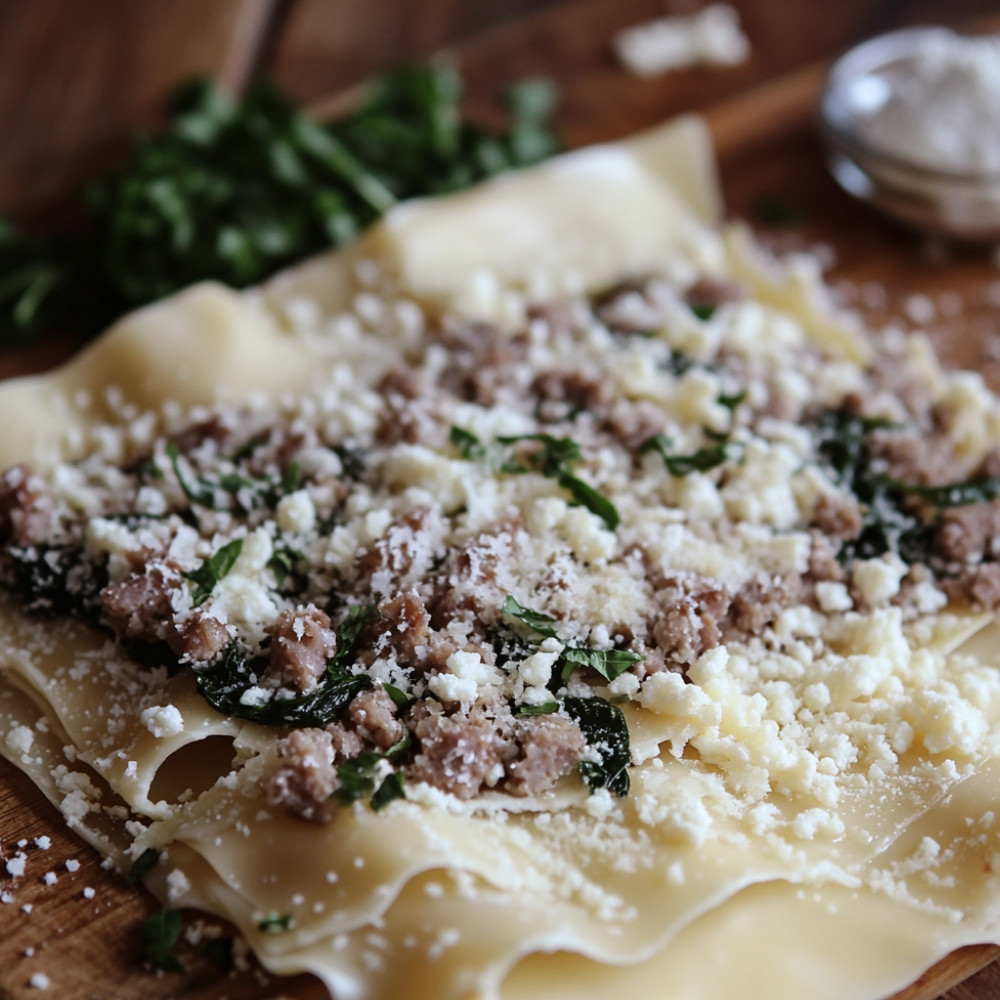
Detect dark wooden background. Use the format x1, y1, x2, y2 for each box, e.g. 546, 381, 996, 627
3, 0, 998, 219
3, 1, 1000, 998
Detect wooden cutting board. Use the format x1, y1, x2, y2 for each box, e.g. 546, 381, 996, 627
5, 8, 1000, 1000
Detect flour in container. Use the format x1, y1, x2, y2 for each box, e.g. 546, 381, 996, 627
853, 31, 1000, 174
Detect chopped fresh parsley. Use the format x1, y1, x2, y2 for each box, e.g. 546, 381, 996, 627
267, 545, 304, 589
166, 442, 306, 514
563, 696, 632, 797
183, 537, 243, 608
500, 595, 643, 696
501, 595, 559, 638
126, 847, 161, 887
334, 752, 382, 805
335, 750, 406, 811
717, 390, 747, 413
449, 425, 491, 462
665, 350, 700, 376
498, 434, 620, 529
280, 460, 303, 494
558, 473, 620, 530
640, 433, 740, 477
165, 442, 218, 507
258, 913, 293, 933
453, 431, 619, 529
559, 647, 643, 684
382, 681, 415, 711
689, 302, 717, 322
142, 909, 185, 972
516, 701, 559, 716
498, 433, 580, 475
0, 69, 559, 347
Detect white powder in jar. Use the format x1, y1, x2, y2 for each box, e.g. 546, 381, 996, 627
854, 31, 1000, 173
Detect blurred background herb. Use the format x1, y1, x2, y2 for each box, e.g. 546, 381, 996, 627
0, 66, 558, 347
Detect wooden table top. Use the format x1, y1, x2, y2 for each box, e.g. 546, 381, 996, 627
3, 1, 1000, 998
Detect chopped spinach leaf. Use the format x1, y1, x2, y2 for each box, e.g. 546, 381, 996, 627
559, 647, 643, 684
332, 597, 379, 669
888, 476, 1000, 509
183, 537, 243, 608
142, 909, 185, 972
563, 696, 631, 797
126, 847, 161, 887
813, 409, 916, 562
99, 511, 170, 526
813, 409, 896, 489
689, 302, 717, 321
258, 913, 293, 933
501, 595, 559, 638
371, 771, 407, 811
196, 642, 371, 727
811, 409, 1000, 564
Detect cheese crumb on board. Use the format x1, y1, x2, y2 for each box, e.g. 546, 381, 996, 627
614, 4, 750, 78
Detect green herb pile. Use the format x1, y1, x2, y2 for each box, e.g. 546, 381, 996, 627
0, 67, 558, 346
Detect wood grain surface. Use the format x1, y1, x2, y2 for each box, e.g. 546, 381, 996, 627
4, 1, 1000, 998
0, 0, 277, 219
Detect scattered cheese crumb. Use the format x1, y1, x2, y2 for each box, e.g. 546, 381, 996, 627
166, 868, 192, 903
614, 4, 750, 78
139, 704, 184, 739
6, 852, 27, 878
